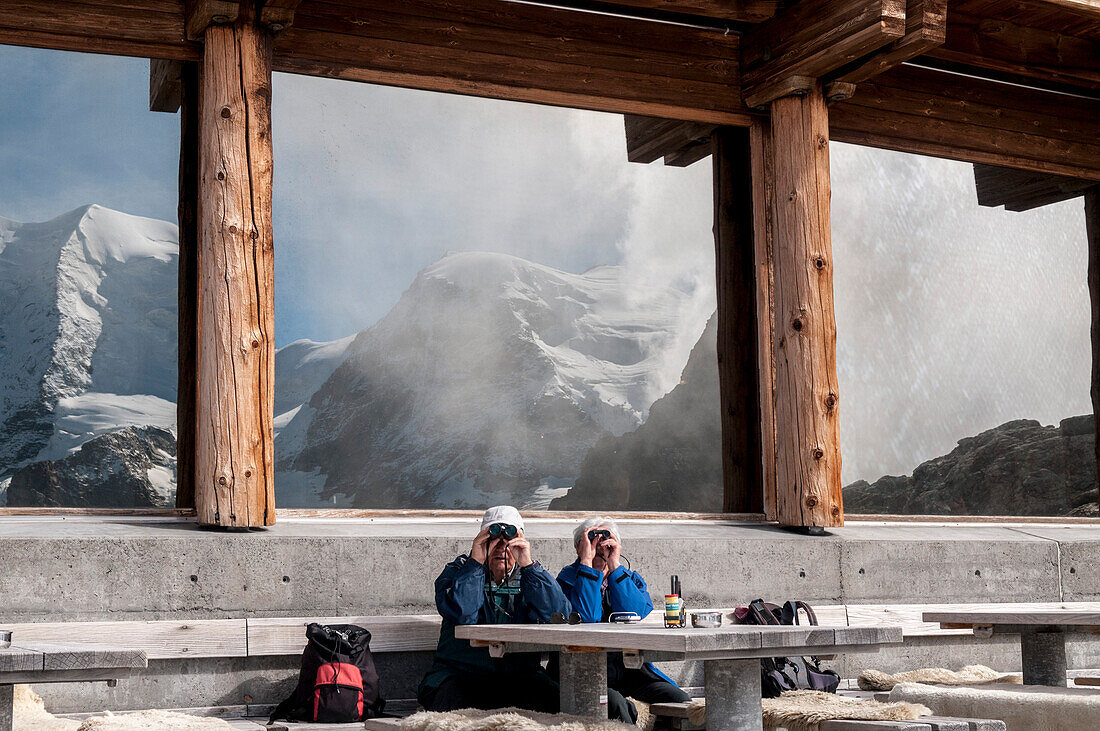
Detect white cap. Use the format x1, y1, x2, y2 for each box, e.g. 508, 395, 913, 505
481, 505, 525, 533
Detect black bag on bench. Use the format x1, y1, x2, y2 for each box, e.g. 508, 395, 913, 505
270, 623, 385, 723
735, 599, 841, 698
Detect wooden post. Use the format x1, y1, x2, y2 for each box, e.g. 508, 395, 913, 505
1087, 186, 1100, 511
195, 1, 276, 526
768, 83, 843, 528
712, 127, 765, 514
176, 61, 199, 510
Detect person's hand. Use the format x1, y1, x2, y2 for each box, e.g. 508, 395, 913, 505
470, 527, 491, 565
507, 535, 534, 568
601, 538, 622, 572
577, 529, 597, 567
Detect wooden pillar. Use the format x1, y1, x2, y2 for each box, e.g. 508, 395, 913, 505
1087, 186, 1100, 510
195, 1, 276, 526
712, 127, 764, 514
768, 83, 843, 528
176, 61, 199, 510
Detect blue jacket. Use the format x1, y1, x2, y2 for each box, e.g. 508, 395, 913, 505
418, 555, 571, 696
556, 559, 678, 688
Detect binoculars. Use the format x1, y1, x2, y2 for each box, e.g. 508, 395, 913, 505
488, 522, 518, 539
587, 529, 612, 542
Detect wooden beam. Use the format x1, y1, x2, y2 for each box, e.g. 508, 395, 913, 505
150, 59, 184, 113
926, 7, 1100, 95
580, 0, 779, 22
741, 0, 907, 107
713, 128, 764, 514
186, 0, 240, 41
768, 83, 843, 528
829, 64, 1100, 181
196, 0, 275, 527
176, 61, 200, 511
260, 0, 302, 31
624, 116, 717, 164
1088, 186, 1100, 518
973, 164, 1095, 212
749, 119, 778, 521
830, 0, 947, 84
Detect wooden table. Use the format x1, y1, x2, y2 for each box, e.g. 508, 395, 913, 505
0, 641, 147, 731
923, 608, 1100, 687
455, 623, 902, 731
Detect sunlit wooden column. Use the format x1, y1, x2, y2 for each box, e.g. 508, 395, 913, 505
1087, 186, 1100, 508
766, 83, 843, 528
194, 0, 276, 527
712, 127, 765, 514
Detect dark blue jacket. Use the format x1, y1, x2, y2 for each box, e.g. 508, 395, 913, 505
418, 555, 570, 695
556, 559, 678, 687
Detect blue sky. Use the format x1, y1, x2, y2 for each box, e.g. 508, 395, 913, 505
0, 43, 1092, 483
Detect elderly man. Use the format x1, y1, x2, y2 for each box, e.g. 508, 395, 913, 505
417, 506, 570, 713
556, 516, 691, 723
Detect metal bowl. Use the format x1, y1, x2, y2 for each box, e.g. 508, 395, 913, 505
690, 611, 723, 628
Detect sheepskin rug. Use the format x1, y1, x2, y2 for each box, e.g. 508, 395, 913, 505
858, 664, 1022, 691
12, 685, 80, 731
683, 691, 931, 731
889, 681, 1100, 731
399, 707, 635, 731
12, 684, 235, 731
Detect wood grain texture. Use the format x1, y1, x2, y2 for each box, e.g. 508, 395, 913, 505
246, 616, 442, 656
581, 0, 779, 22
186, 0, 240, 40
0, 647, 41, 673
713, 128, 764, 514
925, 608, 1100, 627
831, 0, 947, 84
830, 65, 1100, 181
750, 118, 778, 522
768, 84, 843, 528
150, 58, 184, 112
1087, 185, 1100, 514
196, 2, 276, 526
7, 642, 146, 671
176, 61, 200, 511
973, 164, 1093, 212
4, 620, 246, 660
741, 0, 907, 107
625, 116, 716, 165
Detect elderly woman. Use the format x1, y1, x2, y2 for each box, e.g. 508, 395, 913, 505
556, 517, 690, 722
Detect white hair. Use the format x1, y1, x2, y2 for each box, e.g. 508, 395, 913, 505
573, 516, 621, 548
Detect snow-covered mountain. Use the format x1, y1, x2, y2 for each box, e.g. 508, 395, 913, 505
0, 205, 178, 505
278, 251, 702, 508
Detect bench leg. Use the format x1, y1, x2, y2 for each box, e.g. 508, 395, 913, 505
704, 658, 761, 731
1021, 629, 1067, 686
0, 684, 12, 731
559, 650, 607, 718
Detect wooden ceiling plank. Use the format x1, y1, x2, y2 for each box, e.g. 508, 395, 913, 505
831, 0, 947, 84
275, 25, 747, 117
0, 1, 188, 46
663, 138, 714, 167
741, 0, 907, 107
273, 55, 752, 124
624, 115, 716, 162
150, 58, 184, 112
973, 162, 1095, 210
585, 0, 779, 23
321, 0, 740, 60
260, 0, 302, 31
0, 27, 198, 60
926, 8, 1100, 93
290, 2, 737, 85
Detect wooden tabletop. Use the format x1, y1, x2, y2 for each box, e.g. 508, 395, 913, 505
924, 608, 1100, 628
0, 641, 147, 676
455, 623, 902, 659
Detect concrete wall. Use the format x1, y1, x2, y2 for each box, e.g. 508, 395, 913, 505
2, 517, 1098, 713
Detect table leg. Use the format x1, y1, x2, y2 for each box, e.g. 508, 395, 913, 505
0, 684, 12, 731
704, 658, 762, 731
1021, 629, 1068, 686
559, 650, 607, 718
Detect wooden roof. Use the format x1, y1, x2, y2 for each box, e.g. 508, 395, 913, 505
2, 0, 1099, 177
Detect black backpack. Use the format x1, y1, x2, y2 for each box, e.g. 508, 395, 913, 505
735, 599, 841, 698
269, 623, 385, 723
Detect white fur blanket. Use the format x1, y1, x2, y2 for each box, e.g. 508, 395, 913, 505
859, 665, 1022, 691
399, 707, 635, 731
684, 691, 930, 731
889, 681, 1100, 731
13, 684, 234, 731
